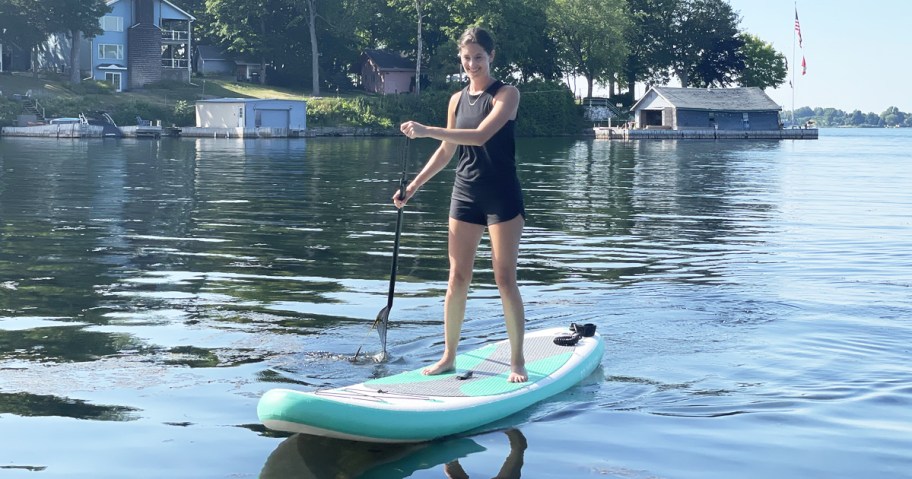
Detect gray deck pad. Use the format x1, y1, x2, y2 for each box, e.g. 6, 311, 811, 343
362, 336, 576, 398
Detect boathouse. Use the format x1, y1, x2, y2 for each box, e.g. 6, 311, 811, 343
631, 86, 781, 130
195, 99, 306, 130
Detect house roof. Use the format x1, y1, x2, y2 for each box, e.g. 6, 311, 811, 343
196, 45, 262, 65
633, 86, 781, 112
106, 0, 196, 21
196, 45, 229, 61
197, 98, 304, 104
361, 49, 415, 72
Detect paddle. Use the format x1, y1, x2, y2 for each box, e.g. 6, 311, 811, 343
354, 139, 409, 361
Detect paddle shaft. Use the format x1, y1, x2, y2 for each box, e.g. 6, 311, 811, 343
385, 176, 406, 310
383, 137, 409, 314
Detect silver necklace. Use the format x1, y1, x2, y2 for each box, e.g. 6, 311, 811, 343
466, 89, 483, 106
466, 80, 492, 106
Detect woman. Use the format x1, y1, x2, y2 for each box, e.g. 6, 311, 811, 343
394, 27, 527, 383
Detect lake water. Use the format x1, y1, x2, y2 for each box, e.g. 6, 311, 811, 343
0, 129, 910, 478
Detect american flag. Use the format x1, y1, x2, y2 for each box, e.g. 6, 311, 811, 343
794, 10, 803, 48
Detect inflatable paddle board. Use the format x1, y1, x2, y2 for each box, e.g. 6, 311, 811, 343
257, 325, 603, 443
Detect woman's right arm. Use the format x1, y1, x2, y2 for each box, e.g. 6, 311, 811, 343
393, 92, 461, 208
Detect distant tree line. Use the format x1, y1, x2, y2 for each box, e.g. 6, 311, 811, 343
786, 106, 911, 128
3, 0, 789, 103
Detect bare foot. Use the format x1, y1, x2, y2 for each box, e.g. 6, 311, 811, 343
422, 358, 455, 376
508, 364, 528, 383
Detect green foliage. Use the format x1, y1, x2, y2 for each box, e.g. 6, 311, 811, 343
33, 96, 90, 119
64, 80, 114, 96
737, 33, 787, 90
35, 94, 193, 127
515, 80, 586, 136
172, 100, 196, 127
548, 0, 630, 97
303, 81, 582, 136
305, 91, 450, 130
0, 98, 21, 127
626, 0, 744, 88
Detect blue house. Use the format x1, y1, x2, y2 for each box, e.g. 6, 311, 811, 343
88, 0, 195, 91
26, 0, 194, 90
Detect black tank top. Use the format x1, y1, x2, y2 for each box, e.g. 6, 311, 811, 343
452, 80, 521, 202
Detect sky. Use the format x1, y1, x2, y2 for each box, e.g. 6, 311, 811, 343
573, 0, 912, 114
727, 0, 912, 113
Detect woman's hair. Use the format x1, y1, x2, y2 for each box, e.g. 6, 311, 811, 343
458, 27, 496, 55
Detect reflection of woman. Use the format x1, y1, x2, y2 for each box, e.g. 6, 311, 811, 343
395, 26, 527, 383
444, 429, 528, 479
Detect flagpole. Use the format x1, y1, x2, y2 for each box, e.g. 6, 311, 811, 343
791, 2, 797, 126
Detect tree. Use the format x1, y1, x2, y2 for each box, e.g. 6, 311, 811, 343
626, 0, 743, 88
881, 106, 905, 127
847, 110, 866, 127
385, 0, 457, 90
736, 33, 785, 90
42, 0, 110, 84
206, 0, 296, 85
623, 0, 678, 96
864, 112, 882, 127
296, 0, 321, 95
414, 0, 423, 95
455, 0, 557, 83
672, 0, 744, 87
0, 0, 49, 53
547, 0, 629, 98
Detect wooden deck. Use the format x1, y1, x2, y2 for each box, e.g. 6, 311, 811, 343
594, 127, 819, 140
120, 125, 163, 138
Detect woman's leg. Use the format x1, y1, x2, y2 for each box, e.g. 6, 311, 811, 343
423, 217, 485, 375
488, 214, 526, 382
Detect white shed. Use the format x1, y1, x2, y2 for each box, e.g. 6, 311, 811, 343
195, 98, 306, 131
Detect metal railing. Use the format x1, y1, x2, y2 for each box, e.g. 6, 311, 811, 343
161, 29, 189, 41
162, 58, 189, 69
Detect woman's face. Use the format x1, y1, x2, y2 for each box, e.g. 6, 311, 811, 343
459, 42, 493, 81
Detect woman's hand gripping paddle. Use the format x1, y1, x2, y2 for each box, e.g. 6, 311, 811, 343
354, 140, 409, 362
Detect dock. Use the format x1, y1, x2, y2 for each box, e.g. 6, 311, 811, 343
594, 127, 819, 140
179, 127, 305, 138
0, 124, 104, 138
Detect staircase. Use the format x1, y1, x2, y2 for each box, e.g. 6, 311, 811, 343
20, 98, 47, 124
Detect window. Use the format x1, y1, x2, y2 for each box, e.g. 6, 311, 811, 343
98, 44, 124, 60
100, 16, 123, 32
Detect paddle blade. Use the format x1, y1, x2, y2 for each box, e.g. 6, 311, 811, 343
375, 306, 390, 358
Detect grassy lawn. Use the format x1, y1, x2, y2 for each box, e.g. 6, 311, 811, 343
2, 72, 358, 103
1, 72, 359, 126
0, 72, 78, 99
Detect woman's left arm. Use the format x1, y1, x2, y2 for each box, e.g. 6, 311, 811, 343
401, 86, 519, 146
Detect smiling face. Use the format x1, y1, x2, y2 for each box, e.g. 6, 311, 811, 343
459, 42, 493, 83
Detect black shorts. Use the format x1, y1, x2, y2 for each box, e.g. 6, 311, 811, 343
449, 186, 525, 226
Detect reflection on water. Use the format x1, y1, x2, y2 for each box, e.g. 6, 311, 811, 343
259, 429, 525, 479
1, 130, 910, 478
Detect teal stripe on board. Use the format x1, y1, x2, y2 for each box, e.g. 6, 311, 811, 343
458, 352, 574, 397
365, 343, 499, 386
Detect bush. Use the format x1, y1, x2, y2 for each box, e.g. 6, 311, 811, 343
515, 80, 585, 136
172, 100, 195, 126
0, 98, 20, 127
39, 96, 94, 120
320, 81, 585, 136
